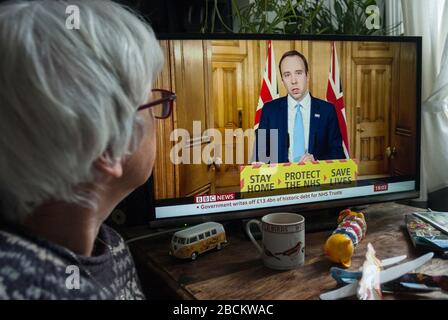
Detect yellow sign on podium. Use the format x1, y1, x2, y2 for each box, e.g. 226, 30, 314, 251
240, 160, 358, 192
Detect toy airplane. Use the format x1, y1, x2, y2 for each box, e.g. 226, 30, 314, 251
332, 265, 448, 293
382, 273, 448, 293
330, 255, 407, 285
320, 252, 434, 300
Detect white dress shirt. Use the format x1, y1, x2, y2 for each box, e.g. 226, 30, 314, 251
288, 92, 311, 162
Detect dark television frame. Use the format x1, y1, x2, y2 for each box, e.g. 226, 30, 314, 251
144, 33, 422, 228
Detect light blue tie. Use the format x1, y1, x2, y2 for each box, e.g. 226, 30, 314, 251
292, 104, 305, 162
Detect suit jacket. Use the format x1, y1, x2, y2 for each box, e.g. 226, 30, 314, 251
254, 95, 345, 163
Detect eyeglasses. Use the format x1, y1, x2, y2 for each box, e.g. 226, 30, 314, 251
138, 89, 176, 119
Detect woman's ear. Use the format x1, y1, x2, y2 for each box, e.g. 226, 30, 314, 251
94, 155, 123, 178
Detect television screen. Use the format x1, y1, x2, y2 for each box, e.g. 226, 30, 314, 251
134, 34, 421, 228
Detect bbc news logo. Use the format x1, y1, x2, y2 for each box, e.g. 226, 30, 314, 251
374, 183, 388, 192
195, 193, 236, 204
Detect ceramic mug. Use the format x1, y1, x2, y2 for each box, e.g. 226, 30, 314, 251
246, 212, 305, 270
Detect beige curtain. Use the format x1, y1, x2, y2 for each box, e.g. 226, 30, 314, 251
401, 0, 448, 201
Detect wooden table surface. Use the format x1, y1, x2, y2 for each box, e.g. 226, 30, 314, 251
128, 202, 448, 300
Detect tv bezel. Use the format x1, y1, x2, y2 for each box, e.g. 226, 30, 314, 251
146, 33, 422, 228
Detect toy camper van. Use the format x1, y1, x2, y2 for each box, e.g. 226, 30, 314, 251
170, 222, 227, 260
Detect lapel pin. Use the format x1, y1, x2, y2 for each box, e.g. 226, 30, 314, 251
314, 114, 320, 118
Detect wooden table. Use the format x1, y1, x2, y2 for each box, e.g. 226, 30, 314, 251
127, 202, 448, 300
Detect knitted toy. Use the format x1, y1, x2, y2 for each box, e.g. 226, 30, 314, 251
324, 209, 367, 268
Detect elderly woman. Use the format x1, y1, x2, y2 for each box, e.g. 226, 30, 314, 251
0, 0, 170, 299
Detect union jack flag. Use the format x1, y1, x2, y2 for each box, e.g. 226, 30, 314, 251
254, 40, 279, 130
326, 42, 350, 159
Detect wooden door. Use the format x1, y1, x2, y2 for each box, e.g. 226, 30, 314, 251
390, 42, 417, 176
174, 40, 215, 197
211, 40, 257, 193
153, 41, 177, 200
350, 42, 399, 177
153, 40, 215, 200
354, 63, 391, 175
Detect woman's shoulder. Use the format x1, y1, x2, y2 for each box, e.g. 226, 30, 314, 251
99, 224, 137, 270
0, 228, 69, 268
0, 229, 73, 299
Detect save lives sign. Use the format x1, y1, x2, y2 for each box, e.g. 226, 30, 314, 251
240, 160, 358, 193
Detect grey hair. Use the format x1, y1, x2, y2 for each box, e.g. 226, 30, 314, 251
0, 0, 164, 223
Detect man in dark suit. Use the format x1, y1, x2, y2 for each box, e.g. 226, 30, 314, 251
254, 50, 346, 163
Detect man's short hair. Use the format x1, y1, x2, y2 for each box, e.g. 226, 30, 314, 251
0, 0, 164, 223
279, 50, 309, 76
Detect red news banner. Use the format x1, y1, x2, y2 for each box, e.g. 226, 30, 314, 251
240, 160, 358, 192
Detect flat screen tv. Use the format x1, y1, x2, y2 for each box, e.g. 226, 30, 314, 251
116, 33, 422, 229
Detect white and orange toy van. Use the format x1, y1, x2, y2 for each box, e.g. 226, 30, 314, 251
170, 222, 227, 260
